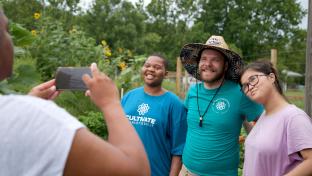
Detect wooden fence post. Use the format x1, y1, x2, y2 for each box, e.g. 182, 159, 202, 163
120, 88, 124, 99
176, 57, 182, 97
271, 49, 277, 69
305, 0, 312, 117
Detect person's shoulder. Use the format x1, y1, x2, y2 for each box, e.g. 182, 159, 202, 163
281, 105, 312, 128
12, 95, 84, 127
4, 94, 68, 114
224, 80, 241, 90
122, 87, 144, 102
1, 94, 54, 107
20, 95, 67, 115
0, 94, 76, 120
189, 83, 197, 89
165, 91, 184, 105
286, 104, 309, 118
125, 87, 144, 95
222, 80, 245, 98
188, 82, 200, 92
165, 91, 180, 99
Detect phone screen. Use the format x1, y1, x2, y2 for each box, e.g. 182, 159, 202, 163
55, 67, 91, 90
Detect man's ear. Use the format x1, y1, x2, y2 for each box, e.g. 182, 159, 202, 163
224, 61, 229, 72
164, 70, 168, 77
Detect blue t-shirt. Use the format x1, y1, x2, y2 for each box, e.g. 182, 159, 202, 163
183, 80, 263, 176
121, 87, 187, 176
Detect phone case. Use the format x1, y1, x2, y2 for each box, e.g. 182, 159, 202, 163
55, 67, 91, 90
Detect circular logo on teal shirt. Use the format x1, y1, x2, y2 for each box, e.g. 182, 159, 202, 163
212, 98, 230, 114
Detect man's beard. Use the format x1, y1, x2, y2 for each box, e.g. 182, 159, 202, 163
202, 72, 224, 84
199, 67, 226, 84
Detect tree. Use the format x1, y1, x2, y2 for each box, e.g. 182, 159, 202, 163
144, 0, 189, 68
1, 0, 81, 31
193, 0, 306, 61
279, 28, 306, 75
42, 0, 82, 30
82, 0, 146, 54
1, 0, 42, 30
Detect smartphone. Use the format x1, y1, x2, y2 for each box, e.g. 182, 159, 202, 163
55, 67, 92, 91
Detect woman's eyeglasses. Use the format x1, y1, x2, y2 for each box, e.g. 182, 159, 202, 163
241, 74, 267, 93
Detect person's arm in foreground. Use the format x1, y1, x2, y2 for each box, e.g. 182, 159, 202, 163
284, 149, 312, 176
169, 155, 182, 176
242, 119, 255, 134
28, 79, 60, 100
240, 119, 257, 143
63, 63, 150, 176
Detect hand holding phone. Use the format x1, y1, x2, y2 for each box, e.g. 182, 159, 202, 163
55, 67, 92, 91
82, 63, 120, 110
28, 79, 60, 99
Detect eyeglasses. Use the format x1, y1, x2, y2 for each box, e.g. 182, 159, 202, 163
241, 74, 267, 93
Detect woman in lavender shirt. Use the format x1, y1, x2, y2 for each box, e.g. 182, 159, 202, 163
240, 60, 312, 176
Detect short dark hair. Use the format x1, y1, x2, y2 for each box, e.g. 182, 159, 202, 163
147, 53, 168, 70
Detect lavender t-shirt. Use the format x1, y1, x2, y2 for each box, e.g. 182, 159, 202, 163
243, 104, 312, 176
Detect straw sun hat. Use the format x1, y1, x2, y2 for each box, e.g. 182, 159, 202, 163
180, 35, 244, 82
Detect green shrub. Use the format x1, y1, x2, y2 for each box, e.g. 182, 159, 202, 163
78, 111, 108, 139
55, 91, 98, 117
0, 22, 40, 94
30, 18, 103, 81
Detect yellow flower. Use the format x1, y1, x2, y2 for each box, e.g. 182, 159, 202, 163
101, 40, 107, 46
103, 47, 112, 57
127, 50, 133, 57
31, 30, 37, 36
34, 12, 41, 20
118, 61, 127, 71
69, 28, 77, 34
105, 50, 112, 57
118, 47, 123, 53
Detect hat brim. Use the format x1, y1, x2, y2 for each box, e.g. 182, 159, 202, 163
180, 43, 244, 82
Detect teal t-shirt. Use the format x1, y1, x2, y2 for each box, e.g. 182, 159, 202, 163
121, 87, 187, 176
183, 80, 263, 176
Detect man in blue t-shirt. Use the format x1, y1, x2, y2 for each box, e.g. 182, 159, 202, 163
179, 35, 263, 176
121, 54, 187, 176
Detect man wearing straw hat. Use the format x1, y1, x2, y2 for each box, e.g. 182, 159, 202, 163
179, 35, 263, 176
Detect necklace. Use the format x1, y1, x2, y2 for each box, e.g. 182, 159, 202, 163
196, 79, 224, 127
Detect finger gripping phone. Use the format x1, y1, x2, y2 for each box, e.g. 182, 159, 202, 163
55, 67, 92, 91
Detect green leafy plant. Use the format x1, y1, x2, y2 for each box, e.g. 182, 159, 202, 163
78, 111, 108, 139
0, 21, 39, 94
55, 91, 99, 117
114, 55, 146, 93
30, 17, 103, 81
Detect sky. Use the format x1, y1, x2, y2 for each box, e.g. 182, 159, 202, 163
299, 0, 308, 29
79, 0, 308, 29
129, 0, 151, 6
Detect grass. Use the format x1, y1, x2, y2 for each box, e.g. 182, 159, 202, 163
285, 89, 304, 109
